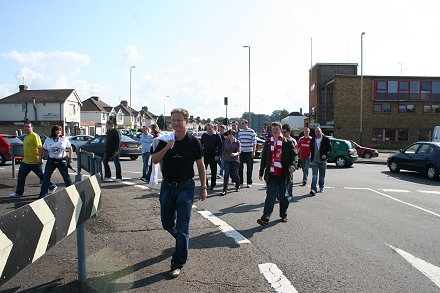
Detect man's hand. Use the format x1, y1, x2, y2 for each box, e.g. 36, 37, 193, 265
320, 155, 327, 160
289, 166, 296, 174
199, 188, 207, 201
259, 175, 263, 181
166, 140, 175, 150
37, 159, 43, 165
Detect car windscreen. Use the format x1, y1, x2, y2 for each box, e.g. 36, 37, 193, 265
121, 134, 136, 142
4, 137, 23, 144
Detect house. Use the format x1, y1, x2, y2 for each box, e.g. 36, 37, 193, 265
114, 100, 138, 129
0, 85, 82, 136
80, 96, 114, 136
281, 111, 305, 130
138, 106, 157, 128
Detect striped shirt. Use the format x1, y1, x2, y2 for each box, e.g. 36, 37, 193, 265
238, 128, 256, 152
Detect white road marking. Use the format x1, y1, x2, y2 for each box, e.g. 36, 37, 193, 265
386, 243, 440, 289
345, 187, 440, 218
418, 190, 440, 195
258, 263, 298, 293
121, 180, 149, 190
382, 189, 410, 193
0, 230, 13, 278
197, 210, 250, 244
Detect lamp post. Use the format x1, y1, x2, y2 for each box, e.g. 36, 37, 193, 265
164, 96, 169, 130
243, 45, 251, 126
360, 32, 365, 145
129, 65, 135, 127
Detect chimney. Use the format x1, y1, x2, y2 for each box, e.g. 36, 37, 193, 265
19, 85, 28, 92
142, 106, 148, 112
121, 100, 128, 107
91, 96, 100, 102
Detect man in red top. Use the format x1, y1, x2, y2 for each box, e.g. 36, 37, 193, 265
296, 127, 311, 186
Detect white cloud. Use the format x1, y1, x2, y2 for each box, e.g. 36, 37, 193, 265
125, 45, 144, 63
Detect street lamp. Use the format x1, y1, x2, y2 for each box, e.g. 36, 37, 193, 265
129, 65, 136, 126
360, 32, 365, 145
243, 45, 251, 126
164, 96, 169, 130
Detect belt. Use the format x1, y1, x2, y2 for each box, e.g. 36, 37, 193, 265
163, 179, 191, 188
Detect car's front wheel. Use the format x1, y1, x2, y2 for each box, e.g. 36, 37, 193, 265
0, 154, 6, 166
335, 156, 347, 167
363, 152, 372, 159
130, 155, 138, 160
389, 160, 400, 173
426, 165, 439, 180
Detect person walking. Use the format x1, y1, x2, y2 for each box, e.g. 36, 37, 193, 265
139, 125, 154, 182
103, 120, 122, 182
297, 127, 312, 186
257, 122, 297, 226
200, 122, 223, 190
10, 121, 56, 198
238, 119, 256, 188
217, 124, 227, 177
152, 108, 207, 278
309, 127, 332, 196
221, 129, 241, 195
39, 125, 73, 198
282, 124, 297, 199
146, 124, 161, 183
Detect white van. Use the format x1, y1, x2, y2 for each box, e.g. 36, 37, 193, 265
433, 126, 440, 142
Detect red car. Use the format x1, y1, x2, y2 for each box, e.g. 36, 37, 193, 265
0, 134, 24, 165
350, 140, 379, 159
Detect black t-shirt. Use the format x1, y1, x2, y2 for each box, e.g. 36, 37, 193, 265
153, 133, 203, 182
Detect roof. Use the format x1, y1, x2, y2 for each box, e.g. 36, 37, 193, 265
0, 89, 80, 104
81, 97, 113, 112
287, 112, 304, 117
114, 104, 138, 116
139, 108, 157, 119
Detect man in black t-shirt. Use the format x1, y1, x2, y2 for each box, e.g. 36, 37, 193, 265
152, 108, 207, 278
103, 120, 122, 181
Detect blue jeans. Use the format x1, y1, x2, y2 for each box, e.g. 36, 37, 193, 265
223, 160, 239, 190
15, 162, 56, 196
159, 179, 195, 268
299, 158, 310, 183
262, 175, 289, 220
286, 181, 293, 197
311, 161, 327, 192
40, 159, 72, 196
239, 152, 254, 185
218, 153, 225, 176
103, 153, 122, 179
142, 152, 151, 179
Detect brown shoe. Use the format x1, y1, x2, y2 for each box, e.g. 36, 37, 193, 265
257, 218, 269, 226
281, 217, 288, 223
169, 267, 181, 278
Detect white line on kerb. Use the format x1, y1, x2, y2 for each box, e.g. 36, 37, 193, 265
382, 189, 410, 193
258, 263, 298, 293
418, 190, 440, 195
386, 243, 440, 289
197, 210, 251, 244
345, 187, 440, 218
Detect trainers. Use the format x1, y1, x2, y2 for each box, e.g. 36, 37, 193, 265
140, 177, 148, 182
257, 218, 269, 226
281, 217, 288, 223
246, 183, 252, 188
49, 185, 57, 194
221, 190, 227, 196
9, 192, 21, 198
169, 267, 181, 278
309, 190, 316, 196
114, 178, 122, 182
103, 177, 112, 182
319, 188, 324, 193
302, 181, 307, 186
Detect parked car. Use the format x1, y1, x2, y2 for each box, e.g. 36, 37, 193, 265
328, 137, 359, 167
193, 131, 207, 140
80, 134, 141, 160
254, 137, 266, 159
18, 133, 47, 144
387, 141, 440, 180
349, 140, 379, 159
0, 134, 24, 165
69, 135, 94, 152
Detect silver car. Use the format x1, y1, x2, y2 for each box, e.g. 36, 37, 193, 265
69, 135, 94, 152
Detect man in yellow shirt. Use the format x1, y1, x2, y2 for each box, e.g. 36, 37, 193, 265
10, 121, 56, 198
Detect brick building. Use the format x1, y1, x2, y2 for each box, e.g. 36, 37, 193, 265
309, 63, 440, 149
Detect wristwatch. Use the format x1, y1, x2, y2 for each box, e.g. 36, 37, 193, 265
201, 185, 207, 189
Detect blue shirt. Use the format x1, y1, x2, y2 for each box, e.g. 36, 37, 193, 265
139, 133, 154, 154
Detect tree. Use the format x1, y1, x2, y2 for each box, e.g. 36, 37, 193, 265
269, 109, 289, 122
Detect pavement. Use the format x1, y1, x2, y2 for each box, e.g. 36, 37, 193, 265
0, 153, 389, 292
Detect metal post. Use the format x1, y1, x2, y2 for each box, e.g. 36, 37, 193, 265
360, 32, 365, 145
12, 154, 16, 179
75, 148, 82, 183
243, 45, 251, 126
76, 223, 87, 283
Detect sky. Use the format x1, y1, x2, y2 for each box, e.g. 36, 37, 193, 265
1, 0, 439, 120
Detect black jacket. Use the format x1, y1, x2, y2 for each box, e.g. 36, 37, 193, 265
106, 128, 120, 155
310, 135, 332, 162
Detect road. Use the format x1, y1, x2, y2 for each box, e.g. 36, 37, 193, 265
1, 156, 440, 292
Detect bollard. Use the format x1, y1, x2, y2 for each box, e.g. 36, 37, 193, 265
75, 148, 83, 183
12, 155, 16, 179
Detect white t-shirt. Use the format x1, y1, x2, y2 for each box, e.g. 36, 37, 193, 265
44, 136, 71, 159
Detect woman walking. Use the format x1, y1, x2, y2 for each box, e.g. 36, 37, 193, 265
221, 129, 241, 195
39, 125, 73, 198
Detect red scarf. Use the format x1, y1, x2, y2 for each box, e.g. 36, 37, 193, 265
270, 136, 283, 176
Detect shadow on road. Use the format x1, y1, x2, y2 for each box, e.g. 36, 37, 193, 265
381, 170, 440, 186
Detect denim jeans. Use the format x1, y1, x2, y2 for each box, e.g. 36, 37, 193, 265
239, 152, 254, 185
159, 179, 195, 268
103, 152, 122, 179
311, 161, 327, 192
142, 152, 151, 179
218, 153, 225, 176
262, 175, 289, 220
223, 160, 239, 190
40, 159, 72, 196
286, 181, 293, 197
299, 158, 311, 183
15, 162, 56, 195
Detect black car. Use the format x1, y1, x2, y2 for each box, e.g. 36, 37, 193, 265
80, 134, 141, 160
387, 141, 440, 180
18, 133, 47, 144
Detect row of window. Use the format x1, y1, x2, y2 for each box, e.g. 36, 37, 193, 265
374, 80, 440, 101
373, 103, 440, 113
371, 128, 435, 142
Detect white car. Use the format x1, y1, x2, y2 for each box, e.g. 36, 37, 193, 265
69, 135, 94, 152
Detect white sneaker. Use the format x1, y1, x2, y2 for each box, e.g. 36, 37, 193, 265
247, 184, 252, 188
103, 177, 112, 182
114, 178, 122, 182
49, 186, 57, 194
9, 192, 21, 198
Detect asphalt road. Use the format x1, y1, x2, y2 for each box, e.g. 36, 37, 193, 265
1, 156, 440, 292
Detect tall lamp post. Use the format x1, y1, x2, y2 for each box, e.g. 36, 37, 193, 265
360, 32, 365, 145
129, 65, 136, 128
164, 95, 169, 130
243, 45, 251, 126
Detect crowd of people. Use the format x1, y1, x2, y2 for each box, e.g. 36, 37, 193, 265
8, 109, 332, 279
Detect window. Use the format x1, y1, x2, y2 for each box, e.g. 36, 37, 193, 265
372, 128, 384, 141
374, 79, 440, 101
385, 128, 396, 141
397, 128, 409, 141
69, 104, 76, 115
398, 104, 415, 113
374, 103, 391, 113
409, 81, 420, 100
421, 81, 431, 100
423, 104, 440, 113
417, 144, 432, 155
388, 81, 398, 99
432, 81, 440, 100
404, 144, 420, 154
418, 128, 432, 141
102, 113, 105, 120
398, 81, 409, 100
